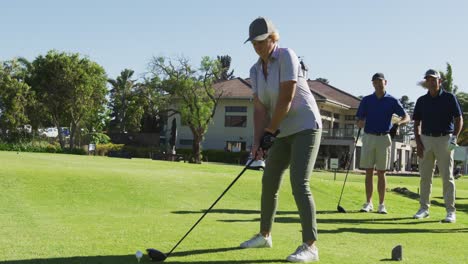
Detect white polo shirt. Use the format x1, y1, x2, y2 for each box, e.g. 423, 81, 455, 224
250, 45, 322, 138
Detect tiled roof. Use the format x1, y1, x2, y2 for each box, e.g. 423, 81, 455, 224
213, 78, 252, 99
307, 80, 361, 109
213, 78, 361, 108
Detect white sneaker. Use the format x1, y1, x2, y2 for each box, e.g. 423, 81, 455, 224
240, 234, 272, 248
377, 204, 388, 214
360, 202, 373, 212
286, 243, 319, 262
413, 208, 429, 219
443, 212, 456, 223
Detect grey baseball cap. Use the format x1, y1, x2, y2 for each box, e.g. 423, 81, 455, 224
244, 17, 276, 44
372, 72, 386, 81
424, 69, 440, 79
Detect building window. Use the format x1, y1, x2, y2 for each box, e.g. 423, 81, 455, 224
226, 141, 246, 152
225, 106, 247, 127
345, 124, 355, 137
225, 116, 247, 127
334, 113, 340, 119
345, 115, 356, 121
225, 106, 247, 112
179, 139, 193, 146
320, 110, 332, 117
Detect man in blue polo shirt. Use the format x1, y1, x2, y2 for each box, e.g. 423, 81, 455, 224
412, 69, 463, 223
356, 73, 409, 214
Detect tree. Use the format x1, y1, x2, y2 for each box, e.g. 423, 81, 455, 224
0, 59, 35, 139
137, 77, 168, 134
149, 56, 223, 163
399, 95, 415, 136
30, 50, 108, 149
217, 55, 235, 81
456, 92, 468, 145
439, 63, 459, 94
107, 69, 144, 133
315, 78, 329, 84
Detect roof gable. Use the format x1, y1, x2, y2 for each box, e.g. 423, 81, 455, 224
213, 77, 252, 99
307, 80, 361, 109
212, 78, 361, 108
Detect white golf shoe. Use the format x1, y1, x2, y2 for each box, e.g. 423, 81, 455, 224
377, 204, 388, 214
240, 234, 272, 248
442, 212, 456, 223
360, 202, 373, 212
413, 208, 429, 219
286, 243, 319, 262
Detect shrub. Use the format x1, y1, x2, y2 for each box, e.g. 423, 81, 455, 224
122, 145, 160, 159
0, 140, 61, 153
89, 133, 111, 144
173, 148, 249, 164
202, 149, 250, 164
95, 143, 124, 156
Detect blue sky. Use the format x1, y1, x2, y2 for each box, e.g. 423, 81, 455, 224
1, 0, 467, 102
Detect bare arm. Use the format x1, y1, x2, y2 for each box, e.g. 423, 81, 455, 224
414, 119, 424, 158
253, 95, 269, 158
265, 80, 296, 133
398, 114, 411, 126
453, 116, 463, 138
357, 119, 365, 129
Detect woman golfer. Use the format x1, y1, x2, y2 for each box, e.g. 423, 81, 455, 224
239, 17, 322, 263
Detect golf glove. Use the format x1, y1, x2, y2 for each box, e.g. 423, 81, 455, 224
260, 130, 280, 150
447, 135, 458, 151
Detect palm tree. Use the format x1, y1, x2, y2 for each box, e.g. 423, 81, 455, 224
217, 55, 235, 81
108, 69, 139, 133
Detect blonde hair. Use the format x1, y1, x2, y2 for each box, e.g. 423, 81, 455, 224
269, 32, 280, 42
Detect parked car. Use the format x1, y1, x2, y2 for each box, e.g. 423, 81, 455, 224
17, 124, 32, 133
39, 127, 58, 138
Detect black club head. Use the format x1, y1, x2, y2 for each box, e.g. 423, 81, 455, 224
146, 248, 167, 262
337, 205, 347, 213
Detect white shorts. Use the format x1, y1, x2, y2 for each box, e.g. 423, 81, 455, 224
359, 133, 392, 171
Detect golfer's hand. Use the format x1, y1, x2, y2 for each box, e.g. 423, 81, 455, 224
260, 129, 280, 151
251, 145, 264, 160
448, 135, 458, 151
357, 120, 365, 129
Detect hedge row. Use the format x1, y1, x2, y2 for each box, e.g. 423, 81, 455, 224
0, 141, 86, 155
0, 140, 251, 164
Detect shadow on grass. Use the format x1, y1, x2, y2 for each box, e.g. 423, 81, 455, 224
174, 206, 468, 223
320, 227, 468, 234
0, 250, 286, 264
434, 196, 468, 200
169, 246, 241, 257
173, 209, 290, 215
393, 188, 468, 214
0, 255, 136, 264
168, 247, 285, 263
172, 209, 351, 215
380, 258, 397, 262
219, 216, 427, 225
167, 261, 286, 263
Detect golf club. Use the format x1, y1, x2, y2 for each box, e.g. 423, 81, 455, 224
336, 128, 361, 213
147, 158, 257, 262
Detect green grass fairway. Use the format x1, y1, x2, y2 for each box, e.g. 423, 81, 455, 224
1, 151, 467, 264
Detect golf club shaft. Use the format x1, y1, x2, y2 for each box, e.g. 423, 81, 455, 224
166, 158, 256, 257
337, 128, 361, 205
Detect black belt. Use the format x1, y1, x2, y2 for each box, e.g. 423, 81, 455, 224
423, 132, 450, 137
367, 132, 389, 136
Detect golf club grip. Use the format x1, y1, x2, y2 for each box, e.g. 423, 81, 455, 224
166, 158, 256, 257
337, 128, 361, 205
